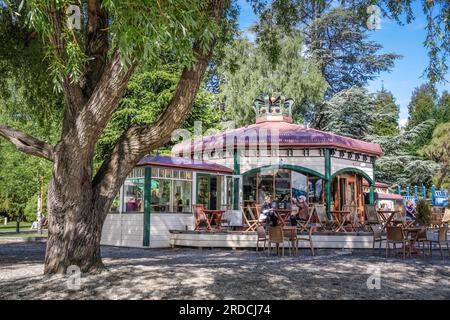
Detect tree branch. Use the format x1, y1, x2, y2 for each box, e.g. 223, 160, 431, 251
92, 0, 227, 210
0, 124, 54, 161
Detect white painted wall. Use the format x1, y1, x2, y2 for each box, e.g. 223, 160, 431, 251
101, 212, 195, 248
101, 213, 144, 248
331, 157, 373, 179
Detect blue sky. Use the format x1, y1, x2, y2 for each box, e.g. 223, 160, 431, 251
236, 0, 449, 125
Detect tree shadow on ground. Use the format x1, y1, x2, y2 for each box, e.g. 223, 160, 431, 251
1, 244, 449, 300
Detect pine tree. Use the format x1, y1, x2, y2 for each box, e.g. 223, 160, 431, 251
321, 86, 377, 139
372, 88, 400, 136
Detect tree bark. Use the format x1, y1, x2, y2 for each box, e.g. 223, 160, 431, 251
0, 0, 227, 275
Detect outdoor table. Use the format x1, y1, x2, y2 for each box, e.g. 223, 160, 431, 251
404, 226, 425, 254
275, 209, 292, 226
378, 210, 400, 231
330, 210, 351, 232
204, 210, 225, 231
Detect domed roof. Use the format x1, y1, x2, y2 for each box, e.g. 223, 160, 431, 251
172, 118, 383, 156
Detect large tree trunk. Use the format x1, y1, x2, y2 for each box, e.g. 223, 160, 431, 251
0, 0, 227, 275
43, 142, 107, 274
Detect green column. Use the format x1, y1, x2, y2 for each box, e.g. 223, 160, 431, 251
233, 150, 240, 210
324, 148, 331, 217
143, 166, 151, 247
369, 157, 376, 205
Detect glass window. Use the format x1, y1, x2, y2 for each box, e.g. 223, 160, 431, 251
151, 179, 171, 212
124, 178, 144, 212
291, 171, 307, 200
275, 170, 291, 208
173, 180, 192, 213
308, 176, 323, 203
243, 172, 257, 205
151, 167, 158, 178
259, 170, 274, 204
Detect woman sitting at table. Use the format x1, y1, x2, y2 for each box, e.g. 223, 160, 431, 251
260, 196, 278, 226
405, 200, 417, 221
289, 196, 309, 226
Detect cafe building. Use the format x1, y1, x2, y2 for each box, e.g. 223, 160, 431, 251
101, 96, 383, 248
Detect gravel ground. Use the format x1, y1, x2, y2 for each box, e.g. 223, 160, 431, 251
0, 242, 449, 300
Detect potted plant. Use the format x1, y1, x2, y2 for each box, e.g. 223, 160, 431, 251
415, 199, 432, 226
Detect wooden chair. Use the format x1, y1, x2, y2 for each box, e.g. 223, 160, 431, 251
297, 223, 315, 256
256, 225, 267, 252
364, 204, 381, 231
430, 212, 444, 228
315, 204, 337, 231
343, 205, 363, 232
295, 205, 315, 232
267, 226, 285, 256
427, 225, 450, 259
193, 204, 211, 231
386, 226, 410, 259
370, 224, 386, 250
242, 205, 258, 231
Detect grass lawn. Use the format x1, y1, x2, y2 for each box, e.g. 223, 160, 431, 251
0, 221, 33, 232
0, 232, 47, 237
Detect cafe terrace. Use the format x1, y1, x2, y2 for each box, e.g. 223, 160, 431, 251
100, 96, 384, 249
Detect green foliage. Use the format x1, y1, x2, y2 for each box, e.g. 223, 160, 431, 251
4, 0, 224, 91
321, 86, 383, 139
406, 85, 450, 153
250, 2, 400, 96
415, 199, 432, 226
249, 0, 449, 85
372, 89, 399, 136
420, 122, 450, 188
367, 120, 440, 186
218, 31, 327, 126
96, 61, 225, 163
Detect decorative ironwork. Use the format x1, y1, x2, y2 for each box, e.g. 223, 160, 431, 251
253, 95, 294, 117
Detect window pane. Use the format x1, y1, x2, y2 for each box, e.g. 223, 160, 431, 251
151, 179, 171, 212
173, 170, 179, 179
291, 171, 307, 200
259, 170, 274, 205
180, 171, 186, 179
124, 178, 144, 212
275, 170, 291, 208
185, 171, 192, 180
165, 169, 172, 178
308, 176, 323, 204
173, 180, 192, 213
243, 172, 257, 205
151, 168, 158, 178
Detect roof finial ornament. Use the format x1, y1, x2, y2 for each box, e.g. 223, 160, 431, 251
253, 94, 294, 123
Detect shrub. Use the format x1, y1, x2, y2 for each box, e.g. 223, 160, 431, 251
416, 199, 432, 225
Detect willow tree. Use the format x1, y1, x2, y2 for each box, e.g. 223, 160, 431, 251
0, 0, 231, 274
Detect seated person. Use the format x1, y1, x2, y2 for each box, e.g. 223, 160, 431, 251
289, 196, 309, 226
260, 196, 278, 226
405, 200, 416, 221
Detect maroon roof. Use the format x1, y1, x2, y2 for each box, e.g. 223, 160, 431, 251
363, 181, 390, 188
377, 193, 403, 201
172, 119, 383, 156
137, 155, 233, 174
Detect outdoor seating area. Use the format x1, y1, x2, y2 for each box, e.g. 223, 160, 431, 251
184, 201, 450, 260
